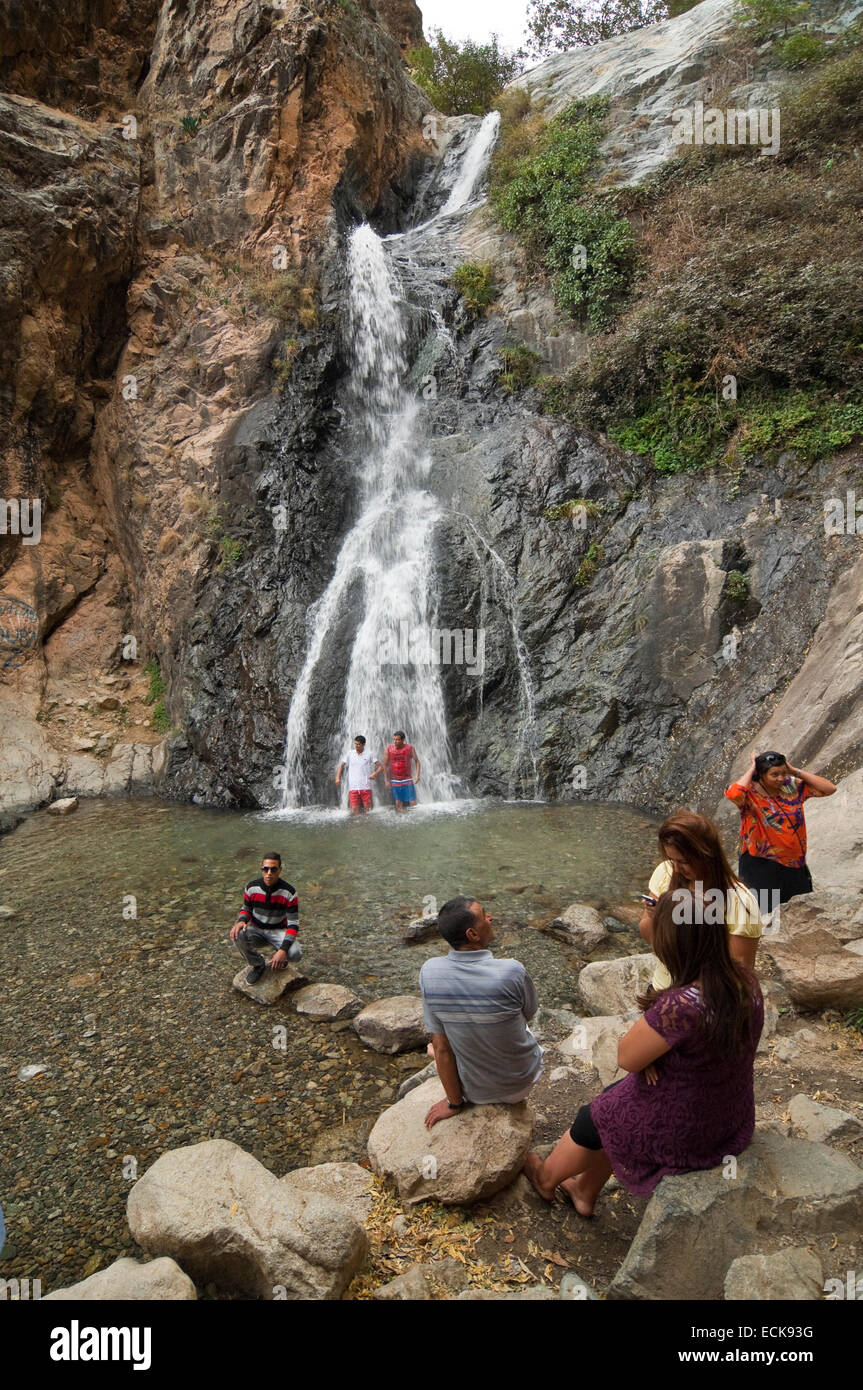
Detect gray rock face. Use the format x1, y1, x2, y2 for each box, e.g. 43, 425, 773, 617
606, 1131, 863, 1301
556, 1013, 634, 1088
403, 914, 440, 944
283, 1162, 376, 1225
231, 964, 309, 1006
127, 1139, 368, 1299
373, 1257, 469, 1300
761, 893, 863, 1009
547, 903, 610, 953
367, 1077, 533, 1206
788, 1095, 863, 1146
293, 984, 364, 1021
43, 1256, 196, 1301
578, 955, 655, 1016
353, 996, 428, 1054
724, 1248, 824, 1302
559, 1271, 600, 1301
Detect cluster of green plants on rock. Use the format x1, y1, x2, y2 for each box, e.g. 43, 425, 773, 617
408, 29, 522, 115
530, 47, 863, 474
489, 93, 638, 328
451, 263, 498, 318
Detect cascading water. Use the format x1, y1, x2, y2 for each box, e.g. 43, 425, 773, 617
279, 110, 532, 810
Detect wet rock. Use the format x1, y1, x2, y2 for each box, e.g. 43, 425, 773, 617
231, 964, 309, 1006
788, 1095, 863, 1145
556, 1014, 634, 1087
373, 1256, 469, 1300
283, 1162, 375, 1225
353, 996, 428, 1054
43, 1256, 196, 1301
397, 1060, 437, 1099
367, 1076, 533, 1206
546, 903, 609, 953
606, 1131, 863, 1301
578, 955, 655, 1016
402, 914, 439, 944
723, 1248, 824, 1301
293, 984, 364, 1021
46, 797, 79, 815
127, 1139, 368, 1299
761, 893, 863, 1009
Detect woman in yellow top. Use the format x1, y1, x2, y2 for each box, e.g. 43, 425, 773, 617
639, 810, 762, 991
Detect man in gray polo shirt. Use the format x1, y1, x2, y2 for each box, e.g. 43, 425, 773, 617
419, 895, 544, 1128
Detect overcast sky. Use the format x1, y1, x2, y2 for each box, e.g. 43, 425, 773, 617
417, 0, 530, 52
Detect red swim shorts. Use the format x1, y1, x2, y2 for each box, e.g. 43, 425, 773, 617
348, 789, 372, 809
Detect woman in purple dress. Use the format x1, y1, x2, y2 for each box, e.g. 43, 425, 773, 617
523, 890, 764, 1214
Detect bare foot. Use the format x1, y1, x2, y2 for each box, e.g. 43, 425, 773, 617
559, 1175, 596, 1218
522, 1151, 556, 1202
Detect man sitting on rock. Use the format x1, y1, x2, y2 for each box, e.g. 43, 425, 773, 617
229, 852, 302, 985
419, 895, 543, 1127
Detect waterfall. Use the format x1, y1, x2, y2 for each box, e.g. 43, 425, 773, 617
278, 110, 532, 811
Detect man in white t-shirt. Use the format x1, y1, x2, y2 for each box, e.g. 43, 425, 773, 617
335, 735, 383, 814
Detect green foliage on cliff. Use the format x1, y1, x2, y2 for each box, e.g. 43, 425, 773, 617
408, 30, 522, 115
451, 263, 497, 317
489, 95, 638, 328
143, 660, 165, 705
536, 45, 863, 473
497, 344, 542, 392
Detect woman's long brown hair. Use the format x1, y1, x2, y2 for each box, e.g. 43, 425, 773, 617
658, 810, 743, 900
642, 890, 758, 1055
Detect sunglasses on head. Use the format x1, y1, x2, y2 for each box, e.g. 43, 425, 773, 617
761, 754, 785, 768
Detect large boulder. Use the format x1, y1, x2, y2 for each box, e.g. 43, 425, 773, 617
723, 1248, 824, 1301
367, 1077, 533, 1205
761, 892, 863, 1009
353, 996, 428, 1054
127, 1139, 368, 1299
546, 903, 610, 953
578, 954, 655, 1016
44, 1257, 196, 1300
293, 984, 364, 1021
606, 1131, 863, 1301
283, 1162, 376, 1225
788, 1095, 863, 1146
556, 1014, 633, 1087
231, 964, 309, 1006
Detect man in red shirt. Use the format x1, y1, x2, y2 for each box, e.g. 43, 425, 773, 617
384, 730, 421, 812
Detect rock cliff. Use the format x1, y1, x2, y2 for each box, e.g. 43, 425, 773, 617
1, 0, 861, 833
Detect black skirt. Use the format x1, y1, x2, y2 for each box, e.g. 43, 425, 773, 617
738, 851, 813, 905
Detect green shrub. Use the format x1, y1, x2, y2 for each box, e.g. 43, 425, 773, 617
574, 542, 605, 587
845, 1007, 863, 1034
725, 570, 750, 603
489, 96, 638, 328
408, 29, 522, 116
732, 0, 810, 39
219, 537, 243, 570
522, 0, 668, 59
272, 337, 300, 388
180, 113, 206, 137
451, 262, 497, 317
143, 660, 165, 706
151, 700, 170, 734
497, 344, 542, 392
777, 31, 827, 65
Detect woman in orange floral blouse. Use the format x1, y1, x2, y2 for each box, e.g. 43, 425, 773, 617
725, 751, 836, 904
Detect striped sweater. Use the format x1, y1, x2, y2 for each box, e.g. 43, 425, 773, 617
238, 876, 299, 951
